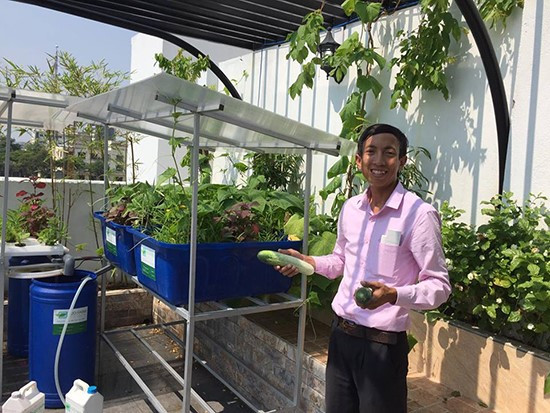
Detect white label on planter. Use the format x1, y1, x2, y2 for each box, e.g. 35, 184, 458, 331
106, 227, 117, 256
141, 245, 156, 280
52, 307, 88, 335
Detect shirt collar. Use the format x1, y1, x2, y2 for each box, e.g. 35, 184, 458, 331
360, 181, 406, 211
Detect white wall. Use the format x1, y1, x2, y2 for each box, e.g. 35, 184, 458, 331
213, 3, 549, 225
130, 3, 549, 226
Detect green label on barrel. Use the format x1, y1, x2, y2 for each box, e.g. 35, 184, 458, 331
141, 245, 156, 280
52, 307, 88, 335
106, 227, 117, 256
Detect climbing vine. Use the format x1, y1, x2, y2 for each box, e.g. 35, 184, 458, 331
285, 0, 523, 214
283, 0, 524, 308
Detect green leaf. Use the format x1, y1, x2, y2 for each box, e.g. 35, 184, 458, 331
307, 290, 322, 307
310, 273, 335, 290
284, 213, 304, 239
233, 162, 248, 173
75, 243, 87, 251
472, 304, 483, 315
157, 167, 177, 185
545, 372, 550, 396
341, 0, 357, 16
327, 156, 349, 179
319, 176, 343, 200
355, 1, 382, 23
527, 263, 540, 276
507, 310, 522, 323
425, 310, 443, 323
486, 305, 497, 319
493, 278, 511, 288
407, 333, 418, 353
309, 231, 337, 256
356, 74, 383, 98
339, 92, 362, 122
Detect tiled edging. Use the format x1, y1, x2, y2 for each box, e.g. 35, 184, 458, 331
153, 300, 326, 413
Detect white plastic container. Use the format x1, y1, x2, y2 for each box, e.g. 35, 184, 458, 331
64, 380, 103, 413
1, 381, 45, 413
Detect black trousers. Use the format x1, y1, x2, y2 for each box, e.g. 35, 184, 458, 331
325, 322, 408, 413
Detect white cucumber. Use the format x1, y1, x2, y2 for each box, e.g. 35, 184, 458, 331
257, 250, 314, 275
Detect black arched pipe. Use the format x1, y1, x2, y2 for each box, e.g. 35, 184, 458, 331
13, 0, 242, 100
455, 0, 510, 195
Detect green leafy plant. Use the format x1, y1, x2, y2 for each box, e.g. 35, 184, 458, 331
37, 216, 67, 246
476, 0, 524, 28
390, 0, 462, 109
245, 153, 304, 193
436, 193, 550, 350
16, 176, 54, 237
215, 202, 261, 242
154, 49, 210, 83
1, 210, 30, 246
111, 180, 304, 246
284, 0, 522, 218
400, 146, 432, 198
1, 176, 66, 246
2, 50, 131, 251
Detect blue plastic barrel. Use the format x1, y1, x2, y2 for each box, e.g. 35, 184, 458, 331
7, 256, 50, 358
29, 270, 97, 408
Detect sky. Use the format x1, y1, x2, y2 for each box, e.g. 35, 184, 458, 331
0, 0, 135, 75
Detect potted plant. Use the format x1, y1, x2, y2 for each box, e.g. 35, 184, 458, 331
93, 182, 147, 276
97, 178, 303, 306
3, 176, 66, 358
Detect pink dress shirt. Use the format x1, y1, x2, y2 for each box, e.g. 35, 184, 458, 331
313, 182, 451, 332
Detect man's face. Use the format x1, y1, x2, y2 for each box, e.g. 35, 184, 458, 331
355, 133, 407, 190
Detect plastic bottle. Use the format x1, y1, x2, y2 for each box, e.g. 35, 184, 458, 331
64, 380, 103, 413
1, 381, 45, 413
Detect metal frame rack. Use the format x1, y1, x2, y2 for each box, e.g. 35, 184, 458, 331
0, 88, 81, 395
2, 74, 352, 412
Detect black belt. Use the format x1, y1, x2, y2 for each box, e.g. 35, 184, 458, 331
334, 316, 404, 345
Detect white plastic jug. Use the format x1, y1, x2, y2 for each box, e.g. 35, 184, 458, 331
64, 380, 103, 413
1, 381, 45, 413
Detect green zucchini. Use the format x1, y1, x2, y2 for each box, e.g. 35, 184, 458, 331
257, 250, 314, 275
354, 286, 373, 309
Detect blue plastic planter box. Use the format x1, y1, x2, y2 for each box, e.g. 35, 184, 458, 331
93, 212, 136, 275
128, 227, 301, 306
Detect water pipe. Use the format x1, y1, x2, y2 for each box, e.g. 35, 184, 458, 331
53, 275, 93, 406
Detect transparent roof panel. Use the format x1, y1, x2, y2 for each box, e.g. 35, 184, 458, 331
0, 87, 80, 131
60, 73, 354, 156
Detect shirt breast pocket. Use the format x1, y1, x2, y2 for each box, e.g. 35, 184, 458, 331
376, 243, 400, 278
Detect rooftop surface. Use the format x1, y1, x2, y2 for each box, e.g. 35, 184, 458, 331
4, 309, 496, 413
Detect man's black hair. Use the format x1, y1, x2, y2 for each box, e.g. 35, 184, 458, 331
357, 123, 409, 158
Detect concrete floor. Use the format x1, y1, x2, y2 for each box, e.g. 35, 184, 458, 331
2, 328, 252, 413
3, 311, 496, 413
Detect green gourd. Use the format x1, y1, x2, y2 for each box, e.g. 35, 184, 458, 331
354, 286, 373, 308
257, 250, 314, 275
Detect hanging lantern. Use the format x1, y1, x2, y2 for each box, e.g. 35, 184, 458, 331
317, 28, 342, 83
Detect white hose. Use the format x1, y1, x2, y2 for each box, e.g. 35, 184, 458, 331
54, 275, 93, 406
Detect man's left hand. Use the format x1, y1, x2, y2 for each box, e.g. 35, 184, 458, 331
360, 280, 397, 309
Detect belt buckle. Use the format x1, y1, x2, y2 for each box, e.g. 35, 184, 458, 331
340, 319, 357, 333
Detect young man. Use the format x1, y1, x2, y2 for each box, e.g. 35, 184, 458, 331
276, 123, 451, 412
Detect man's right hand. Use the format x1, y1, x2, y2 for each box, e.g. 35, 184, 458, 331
274, 248, 315, 277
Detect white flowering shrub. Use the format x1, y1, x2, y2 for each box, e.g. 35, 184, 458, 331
435, 193, 550, 351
